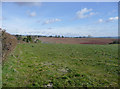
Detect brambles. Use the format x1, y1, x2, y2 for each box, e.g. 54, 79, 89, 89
15, 35, 41, 43
1, 29, 17, 61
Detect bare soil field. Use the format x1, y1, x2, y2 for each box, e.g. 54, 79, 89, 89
39, 37, 117, 45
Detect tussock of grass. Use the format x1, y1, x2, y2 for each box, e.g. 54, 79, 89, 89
3, 43, 119, 87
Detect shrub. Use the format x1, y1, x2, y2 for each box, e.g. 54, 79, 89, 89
34, 39, 41, 43
49, 36, 53, 37
58, 35, 60, 38
15, 35, 22, 40
23, 38, 27, 42
27, 36, 32, 42
109, 40, 120, 44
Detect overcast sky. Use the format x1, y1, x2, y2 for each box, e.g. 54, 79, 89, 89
2, 2, 118, 37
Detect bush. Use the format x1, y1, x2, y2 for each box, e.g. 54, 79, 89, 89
109, 40, 120, 44
27, 36, 32, 42
23, 38, 27, 42
49, 36, 53, 37
15, 35, 22, 40
34, 39, 41, 43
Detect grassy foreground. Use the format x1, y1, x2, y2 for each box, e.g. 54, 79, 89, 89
2, 43, 119, 87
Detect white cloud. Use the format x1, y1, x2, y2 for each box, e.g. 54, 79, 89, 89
43, 18, 61, 25
98, 19, 103, 23
76, 8, 96, 19
27, 11, 36, 17
3, 17, 118, 37
98, 16, 118, 23
107, 16, 118, 22
29, 12, 36, 17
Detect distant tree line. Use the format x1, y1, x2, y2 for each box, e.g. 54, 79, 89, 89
48, 35, 92, 38
38, 35, 91, 38
14, 34, 92, 41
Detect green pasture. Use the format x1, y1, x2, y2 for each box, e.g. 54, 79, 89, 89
2, 43, 119, 87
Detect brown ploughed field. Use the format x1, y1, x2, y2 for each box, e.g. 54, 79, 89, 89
39, 37, 117, 45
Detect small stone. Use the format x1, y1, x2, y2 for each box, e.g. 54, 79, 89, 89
44, 83, 53, 88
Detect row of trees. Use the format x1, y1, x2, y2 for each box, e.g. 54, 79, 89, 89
14, 34, 92, 39
49, 35, 64, 38
41, 35, 92, 38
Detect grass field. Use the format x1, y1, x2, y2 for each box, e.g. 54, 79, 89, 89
2, 43, 119, 87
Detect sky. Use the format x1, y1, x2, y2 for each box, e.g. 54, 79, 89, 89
1, 2, 118, 37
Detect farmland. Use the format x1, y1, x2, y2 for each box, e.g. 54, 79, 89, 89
2, 41, 119, 87
39, 37, 117, 45
2, 1, 119, 88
